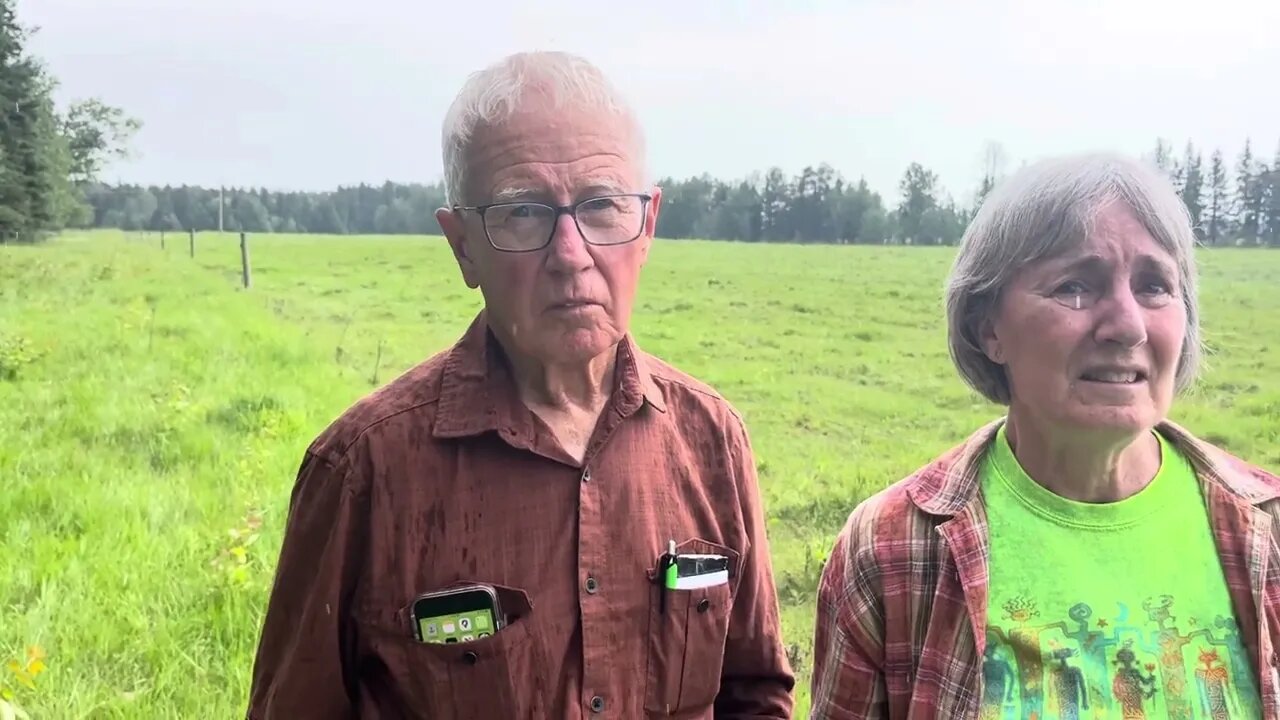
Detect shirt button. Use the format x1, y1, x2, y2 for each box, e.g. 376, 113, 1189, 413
462, 651, 478, 665
697, 598, 711, 613
581, 468, 591, 483
585, 576, 599, 594
589, 695, 605, 713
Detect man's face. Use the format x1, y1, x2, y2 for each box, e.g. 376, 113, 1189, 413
438, 99, 661, 367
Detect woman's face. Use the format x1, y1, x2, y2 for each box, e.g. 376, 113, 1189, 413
983, 201, 1187, 441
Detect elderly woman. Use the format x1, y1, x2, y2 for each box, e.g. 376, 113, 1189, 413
808, 152, 1280, 719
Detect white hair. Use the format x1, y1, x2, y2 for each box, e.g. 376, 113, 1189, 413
944, 151, 1203, 405
441, 51, 647, 206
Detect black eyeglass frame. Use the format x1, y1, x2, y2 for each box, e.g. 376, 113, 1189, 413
452, 192, 654, 253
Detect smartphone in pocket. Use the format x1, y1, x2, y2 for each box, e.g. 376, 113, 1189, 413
411, 584, 504, 644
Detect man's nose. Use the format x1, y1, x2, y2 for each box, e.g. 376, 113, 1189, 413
544, 212, 593, 274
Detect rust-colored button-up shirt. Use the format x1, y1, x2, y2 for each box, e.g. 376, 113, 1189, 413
809, 418, 1280, 719
246, 311, 795, 719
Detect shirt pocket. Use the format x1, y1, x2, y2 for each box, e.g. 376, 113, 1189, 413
358, 583, 547, 720
644, 538, 739, 716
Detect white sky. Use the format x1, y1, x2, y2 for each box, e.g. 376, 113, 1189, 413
21, 0, 1280, 206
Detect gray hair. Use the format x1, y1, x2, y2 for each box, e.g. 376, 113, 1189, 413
440, 51, 646, 206
945, 152, 1202, 405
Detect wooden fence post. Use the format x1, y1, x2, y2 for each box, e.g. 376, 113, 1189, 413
188, 229, 195, 258
161, 230, 166, 250
240, 232, 252, 289
371, 338, 385, 386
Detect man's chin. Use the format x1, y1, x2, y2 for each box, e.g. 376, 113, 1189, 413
547, 328, 619, 363
500, 326, 621, 367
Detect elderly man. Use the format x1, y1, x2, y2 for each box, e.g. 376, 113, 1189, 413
246, 51, 794, 719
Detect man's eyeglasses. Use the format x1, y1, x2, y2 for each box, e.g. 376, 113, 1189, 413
453, 193, 652, 253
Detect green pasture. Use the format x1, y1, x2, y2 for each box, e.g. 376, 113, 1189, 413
2, 230, 1277, 717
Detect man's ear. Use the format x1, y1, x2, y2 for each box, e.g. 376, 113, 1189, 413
437, 207, 482, 289
639, 186, 663, 265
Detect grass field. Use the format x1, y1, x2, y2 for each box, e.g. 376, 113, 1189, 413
2, 229, 1278, 718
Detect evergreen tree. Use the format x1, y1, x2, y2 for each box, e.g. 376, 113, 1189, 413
1151, 138, 1175, 176
1206, 149, 1230, 247
1267, 141, 1280, 247
897, 162, 940, 243
0, 0, 65, 237
1179, 142, 1204, 239
1236, 139, 1260, 245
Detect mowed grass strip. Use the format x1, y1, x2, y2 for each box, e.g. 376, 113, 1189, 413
2, 230, 1277, 717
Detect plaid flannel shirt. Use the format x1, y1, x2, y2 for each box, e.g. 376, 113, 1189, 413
810, 417, 1280, 719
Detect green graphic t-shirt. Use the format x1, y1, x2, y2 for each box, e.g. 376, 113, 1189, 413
980, 425, 1261, 720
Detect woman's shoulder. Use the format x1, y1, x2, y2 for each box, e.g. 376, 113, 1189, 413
1214, 451, 1280, 495
828, 421, 1000, 573
1158, 421, 1280, 499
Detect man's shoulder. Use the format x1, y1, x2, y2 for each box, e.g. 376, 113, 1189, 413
306, 349, 450, 464
640, 350, 744, 425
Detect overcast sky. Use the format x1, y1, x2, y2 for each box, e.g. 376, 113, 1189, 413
21, 0, 1280, 204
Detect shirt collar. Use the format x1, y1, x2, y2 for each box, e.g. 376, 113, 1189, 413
907, 416, 1280, 517
906, 418, 1002, 517
615, 330, 669, 414
433, 310, 665, 440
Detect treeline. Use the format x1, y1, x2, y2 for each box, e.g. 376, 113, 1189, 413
76, 161, 971, 245
653, 162, 967, 244
76, 138, 1280, 248
1150, 138, 1280, 247
81, 182, 450, 236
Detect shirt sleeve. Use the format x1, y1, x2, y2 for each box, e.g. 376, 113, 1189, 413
246, 450, 367, 720
714, 413, 797, 719
808, 514, 888, 719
